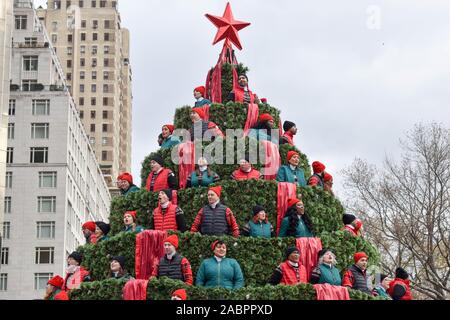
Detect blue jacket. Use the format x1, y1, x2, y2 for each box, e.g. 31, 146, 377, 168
276, 165, 307, 187
121, 185, 140, 196
161, 135, 181, 150
315, 263, 342, 286
194, 99, 212, 107
189, 170, 218, 187
279, 216, 313, 238
248, 128, 278, 144
196, 257, 244, 290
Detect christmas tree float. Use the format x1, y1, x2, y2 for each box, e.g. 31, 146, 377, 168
71, 3, 379, 301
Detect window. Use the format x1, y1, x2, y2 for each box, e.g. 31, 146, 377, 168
4, 197, 11, 214
102, 124, 108, 132
67, 60, 72, 68
51, 34, 57, 43
67, 34, 73, 43
103, 71, 109, 80
67, 47, 73, 55
35, 248, 54, 264
51, 21, 58, 31
103, 97, 108, 106
103, 58, 109, 67
93, 20, 98, 29
25, 37, 37, 46
92, 45, 98, 55
80, 71, 85, 80
30, 147, 49, 164
79, 98, 84, 106
15, 15, 27, 30
91, 111, 96, 119
100, 0, 106, 7
103, 84, 109, 93
92, 58, 97, 67
23, 56, 38, 71
31, 124, 49, 139
33, 100, 50, 115
1, 248, 8, 265
81, 33, 86, 41
66, 0, 71, 8
8, 100, 15, 116
80, 58, 85, 67
91, 98, 96, 106
93, 33, 98, 41
37, 222, 56, 239
91, 0, 96, 8
104, 20, 111, 29
104, 33, 110, 41
102, 137, 108, 146
53, 1, 61, 9
104, 46, 110, 54
80, 111, 84, 119
81, 20, 86, 28
102, 111, 108, 119
5, 172, 12, 189
7, 148, 13, 164
79, 0, 84, 8
7, 123, 14, 139
90, 124, 95, 132
80, 84, 85, 92
22, 80, 37, 91
39, 172, 57, 188
89, 137, 95, 145
2, 222, 10, 239
92, 71, 97, 80
102, 151, 108, 161
91, 84, 96, 93
34, 273, 53, 290
67, 73, 72, 81
0, 274, 7, 291
80, 46, 86, 55
38, 197, 56, 213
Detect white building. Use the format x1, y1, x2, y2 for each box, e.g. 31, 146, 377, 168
0, 0, 111, 300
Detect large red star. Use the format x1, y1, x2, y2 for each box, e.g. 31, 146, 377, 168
205, 2, 251, 50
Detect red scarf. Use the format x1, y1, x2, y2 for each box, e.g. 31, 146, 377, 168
135, 230, 167, 280
276, 183, 297, 235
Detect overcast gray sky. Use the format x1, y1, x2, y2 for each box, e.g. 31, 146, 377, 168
35, 0, 450, 196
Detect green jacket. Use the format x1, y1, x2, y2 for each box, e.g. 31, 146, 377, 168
196, 257, 244, 290
189, 170, 219, 187
315, 263, 342, 286
243, 220, 273, 238
121, 185, 140, 196
123, 225, 145, 234
161, 135, 181, 150
248, 128, 278, 144
97, 236, 110, 243
276, 165, 307, 187
279, 216, 313, 238
373, 286, 392, 300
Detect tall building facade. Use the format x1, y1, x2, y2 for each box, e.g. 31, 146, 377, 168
0, 0, 13, 248
0, 0, 111, 299
36, 0, 132, 190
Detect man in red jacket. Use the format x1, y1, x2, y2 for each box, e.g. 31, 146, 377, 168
388, 267, 413, 300
227, 74, 260, 104
152, 189, 187, 232
191, 186, 240, 238
145, 154, 177, 192
280, 121, 298, 146
342, 252, 371, 295
82, 221, 97, 244
268, 247, 307, 286
231, 157, 262, 180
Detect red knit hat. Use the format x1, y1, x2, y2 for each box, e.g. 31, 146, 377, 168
287, 151, 300, 162
354, 252, 368, 263
211, 240, 225, 251
259, 113, 274, 122
163, 124, 175, 134
312, 161, 326, 174
117, 172, 133, 184
209, 186, 222, 198
165, 235, 179, 249
192, 108, 206, 119
194, 86, 206, 96
172, 289, 187, 300
261, 98, 268, 103
48, 275, 64, 289
124, 211, 137, 221
324, 173, 333, 182
82, 221, 96, 233
287, 198, 301, 208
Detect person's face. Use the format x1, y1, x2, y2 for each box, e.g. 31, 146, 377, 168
162, 126, 171, 139
239, 159, 251, 171
198, 158, 208, 167
123, 214, 134, 226
150, 160, 161, 172
172, 296, 182, 301
194, 90, 203, 99
296, 201, 305, 215
190, 112, 201, 123
257, 211, 266, 221
214, 244, 227, 258
110, 260, 121, 273
290, 126, 298, 135
356, 258, 368, 270
159, 191, 169, 204
118, 179, 130, 191
381, 277, 392, 289
95, 226, 104, 238
325, 179, 333, 188
46, 284, 54, 296
82, 229, 92, 238
164, 243, 176, 255
238, 75, 248, 87
67, 257, 79, 267
288, 251, 300, 263
208, 191, 219, 204
289, 155, 300, 167
323, 252, 334, 264
267, 120, 275, 128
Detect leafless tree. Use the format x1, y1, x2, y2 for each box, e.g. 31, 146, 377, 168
342, 123, 450, 300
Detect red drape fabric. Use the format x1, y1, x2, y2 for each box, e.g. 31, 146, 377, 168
244, 103, 260, 136
178, 142, 196, 190
123, 280, 149, 301
314, 284, 350, 301
135, 230, 167, 280
295, 238, 323, 282
261, 141, 281, 180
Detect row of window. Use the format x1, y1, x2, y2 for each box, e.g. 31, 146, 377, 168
6, 147, 49, 164
8, 99, 50, 116
66, 57, 114, 69
3, 196, 57, 214
2, 222, 55, 242
52, 0, 117, 10
5, 172, 57, 189
79, 70, 111, 80
78, 97, 111, 107
78, 83, 113, 93
8, 123, 50, 140
0, 273, 55, 291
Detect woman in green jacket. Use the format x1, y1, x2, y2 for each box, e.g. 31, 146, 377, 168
310, 249, 342, 286
160, 124, 181, 150
186, 157, 220, 188
94, 221, 111, 243
195, 240, 244, 290
241, 205, 275, 238
279, 198, 314, 238
276, 151, 307, 187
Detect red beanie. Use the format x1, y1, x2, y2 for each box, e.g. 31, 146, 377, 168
259, 113, 274, 122
209, 186, 222, 198
82, 221, 96, 233
287, 198, 301, 208
48, 275, 64, 289
211, 240, 225, 251
354, 252, 368, 263
117, 172, 133, 185
194, 86, 206, 96
172, 289, 187, 301
324, 173, 333, 182
312, 161, 326, 174
165, 235, 179, 249
163, 124, 175, 134
124, 211, 137, 221
192, 108, 206, 119
287, 151, 300, 162
261, 98, 267, 103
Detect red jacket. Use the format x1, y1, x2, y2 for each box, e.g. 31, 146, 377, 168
235, 86, 256, 104
342, 225, 359, 236
153, 203, 178, 231
53, 290, 70, 300
62, 267, 90, 291
280, 261, 307, 285
231, 168, 261, 181
146, 168, 172, 192
282, 132, 295, 146
388, 278, 413, 300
